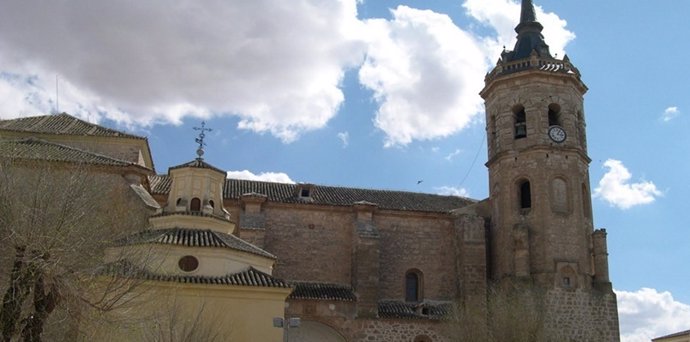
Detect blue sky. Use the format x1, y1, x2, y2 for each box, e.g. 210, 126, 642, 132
0, 1, 688, 340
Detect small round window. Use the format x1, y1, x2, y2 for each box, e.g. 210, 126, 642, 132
178, 255, 199, 272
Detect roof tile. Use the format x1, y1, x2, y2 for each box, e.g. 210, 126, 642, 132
288, 282, 356, 302
149, 176, 474, 213
0, 138, 145, 169
99, 261, 289, 288
378, 300, 454, 320
117, 227, 276, 259
0, 113, 145, 139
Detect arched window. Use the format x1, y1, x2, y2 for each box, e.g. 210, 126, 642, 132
405, 270, 422, 302
209, 200, 215, 208
190, 197, 201, 212
519, 180, 531, 209
548, 103, 561, 126
514, 105, 527, 139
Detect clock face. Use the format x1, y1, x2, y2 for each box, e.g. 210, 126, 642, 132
548, 126, 567, 143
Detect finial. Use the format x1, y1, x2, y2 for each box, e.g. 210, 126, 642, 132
193, 121, 212, 160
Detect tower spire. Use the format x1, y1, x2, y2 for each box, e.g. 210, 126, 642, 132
502, 0, 551, 62
519, 0, 537, 25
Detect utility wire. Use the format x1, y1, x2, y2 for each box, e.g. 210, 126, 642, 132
458, 134, 486, 190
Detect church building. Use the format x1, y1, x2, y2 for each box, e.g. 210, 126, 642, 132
0, 1, 620, 341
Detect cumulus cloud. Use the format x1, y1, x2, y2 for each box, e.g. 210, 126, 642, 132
617, 288, 690, 342
662, 106, 680, 122
593, 159, 662, 210
337, 131, 350, 147
0, 0, 575, 146
359, 6, 488, 147
463, 0, 575, 60
0, 0, 366, 141
226, 170, 295, 184
435, 186, 470, 197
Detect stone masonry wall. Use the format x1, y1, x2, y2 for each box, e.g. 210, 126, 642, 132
349, 319, 450, 342
262, 205, 355, 284
377, 215, 458, 300
544, 288, 620, 342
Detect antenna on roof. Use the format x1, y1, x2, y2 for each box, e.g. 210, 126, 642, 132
55, 75, 59, 114
193, 121, 212, 160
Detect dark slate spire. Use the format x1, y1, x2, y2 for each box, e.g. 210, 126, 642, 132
519, 0, 537, 24
503, 0, 552, 62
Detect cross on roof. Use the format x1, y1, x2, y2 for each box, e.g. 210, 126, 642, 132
193, 121, 212, 160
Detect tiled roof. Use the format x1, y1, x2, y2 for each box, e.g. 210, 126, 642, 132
149, 176, 474, 213
98, 261, 289, 288
378, 301, 454, 320
288, 282, 356, 302
117, 227, 276, 259
0, 113, 145, 139
129, 184, 161, 210
169, 158, 226, 174
0, 138, 147, 169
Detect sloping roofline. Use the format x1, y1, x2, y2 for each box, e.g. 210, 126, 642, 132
0, 113, 155, 171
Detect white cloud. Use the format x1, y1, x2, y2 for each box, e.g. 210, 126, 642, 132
359, 6, 488, 147
617, 288, 690, 342
226, 170, 295, 184
662, 106, 680, 122
445, 149, 462, 161
463, 0, 575, 61
435, 186, 470, 197
594, 159, 662, 210
0, 0, 576, 146
0, 0, 367, 141
337, 131, 350, 147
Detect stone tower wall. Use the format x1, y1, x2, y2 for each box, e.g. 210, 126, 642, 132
483, 74, 594, 288
544, 288, 620, 341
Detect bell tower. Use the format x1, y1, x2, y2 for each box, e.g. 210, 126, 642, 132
479, 2, 619, 340
480, 0, 608, 292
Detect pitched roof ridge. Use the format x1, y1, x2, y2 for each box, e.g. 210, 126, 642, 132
0, 113, 146, 140
1, 137, 145, 168
169, 158, 226, 175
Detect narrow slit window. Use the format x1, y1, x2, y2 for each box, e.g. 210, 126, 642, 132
519, 181, 532, 209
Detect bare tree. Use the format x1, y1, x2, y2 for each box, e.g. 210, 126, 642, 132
141, 301, 230, 342
0, 160, 151, 341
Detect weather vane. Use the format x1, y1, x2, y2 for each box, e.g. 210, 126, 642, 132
193, 121, 212, 160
